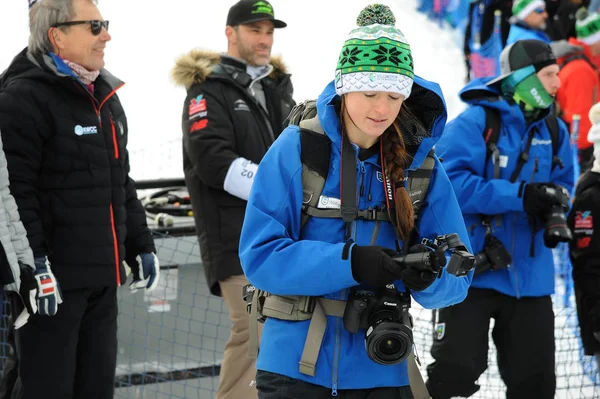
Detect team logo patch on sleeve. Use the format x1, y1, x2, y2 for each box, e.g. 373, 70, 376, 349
575, 211, 593, 229
435, 323, 446, 340
190, 119, 208, 133
188, 95, 207, 117
577, 237, 592, 248
188, 94, 208, 133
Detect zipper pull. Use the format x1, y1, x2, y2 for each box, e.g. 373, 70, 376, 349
331, 382, 338, 397
359, 162, 366, 197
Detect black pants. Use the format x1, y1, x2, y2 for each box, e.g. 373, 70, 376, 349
2, 287, 118, 399
256, 370, 414, 399
426, 288, 555, 399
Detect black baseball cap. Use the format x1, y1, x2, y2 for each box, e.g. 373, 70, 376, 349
487, 39, 556, 86
226, 0, 287, 28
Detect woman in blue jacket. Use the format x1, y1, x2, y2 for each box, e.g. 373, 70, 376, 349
239, 4, 473, 398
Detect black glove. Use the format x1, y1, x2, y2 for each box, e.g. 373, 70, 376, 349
18, 261, 38, 317
522, 182, 559, 218
350, 245, 401, 287
396, 244, 446, 292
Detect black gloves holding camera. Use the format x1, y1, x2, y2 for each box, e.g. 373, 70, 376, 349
522, 182, 568, 219
350, 244, 445, 291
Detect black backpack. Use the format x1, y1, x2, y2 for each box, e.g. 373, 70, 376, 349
286, 100, 435, 232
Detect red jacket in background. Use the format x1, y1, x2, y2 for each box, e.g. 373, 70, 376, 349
556, 37, 600, 150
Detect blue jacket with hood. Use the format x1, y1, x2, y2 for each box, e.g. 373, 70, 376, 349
239, 78, 473, 392
435, 77, 575, 299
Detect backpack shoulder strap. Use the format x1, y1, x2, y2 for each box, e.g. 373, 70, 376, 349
407, 149, 436, 220
404, 149, 436, 250
482, 106, 502, 179
544, 115, 564, 169
300, 126, 331, 229
287, 100, 319, 128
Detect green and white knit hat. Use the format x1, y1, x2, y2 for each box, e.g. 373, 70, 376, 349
335, 4, 414, 99
511, 0, 545, 21
576, 8, 600, 45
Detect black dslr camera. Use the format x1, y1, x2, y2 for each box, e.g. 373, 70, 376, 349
473, 235, 512, 276
540, 185, 572, 248
343, 285, 413, 365
427, 234, 475, 277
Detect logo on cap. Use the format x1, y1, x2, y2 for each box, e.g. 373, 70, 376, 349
252, 1, 274, 16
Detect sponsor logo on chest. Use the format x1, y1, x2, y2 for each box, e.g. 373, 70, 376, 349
74, 125, 98, 136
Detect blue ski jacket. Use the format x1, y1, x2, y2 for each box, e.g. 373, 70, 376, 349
435, 78, 575, 298
239, 78, 473, 393
507, 23, 551, 45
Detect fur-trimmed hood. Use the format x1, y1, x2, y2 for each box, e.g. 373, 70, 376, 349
171, 49, 289, 90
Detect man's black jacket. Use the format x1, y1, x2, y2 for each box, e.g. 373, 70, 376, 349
0, 48, 155, 290
568, 170, 600, 355
173, 51, 294, 296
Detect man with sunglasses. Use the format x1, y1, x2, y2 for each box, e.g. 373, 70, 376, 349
507, 0, 552, 44
171, 0, 294, 398
0, 0, 158, 398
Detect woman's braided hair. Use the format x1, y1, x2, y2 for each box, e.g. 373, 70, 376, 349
382, 109, 415, 241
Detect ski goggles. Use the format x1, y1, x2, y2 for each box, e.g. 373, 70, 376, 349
534, 7, 546, 14
52, 20, 109, 36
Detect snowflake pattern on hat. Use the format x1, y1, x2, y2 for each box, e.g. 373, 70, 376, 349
335, 4, 414, 98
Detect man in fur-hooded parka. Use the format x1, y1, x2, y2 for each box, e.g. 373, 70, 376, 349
172, 47, 294, 298
171, 5, 294, 397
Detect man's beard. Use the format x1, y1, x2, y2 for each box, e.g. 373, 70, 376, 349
238, 43, 270, 66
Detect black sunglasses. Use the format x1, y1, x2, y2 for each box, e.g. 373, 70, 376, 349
52, 20, 109, 36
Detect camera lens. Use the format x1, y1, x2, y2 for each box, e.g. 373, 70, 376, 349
379, 336, 404, 356
543, 206, 572, 248
365, 321, 413, 365
473, 251, 490, 270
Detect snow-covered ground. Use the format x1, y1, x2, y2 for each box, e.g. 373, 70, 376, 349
1, 1, 597, 398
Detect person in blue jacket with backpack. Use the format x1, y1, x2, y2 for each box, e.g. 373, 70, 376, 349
239, 4, 474, 399
426, 39, 575, 399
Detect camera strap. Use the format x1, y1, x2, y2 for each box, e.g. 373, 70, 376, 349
408, 352, 432, 399
481, 125, 537, 228
509, 128, 536, 183
340, 127, 358, 240
379, 140, 405, 251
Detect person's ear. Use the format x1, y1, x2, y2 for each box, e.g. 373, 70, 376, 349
48, 27, 64, 52
225, 26, 237, 45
